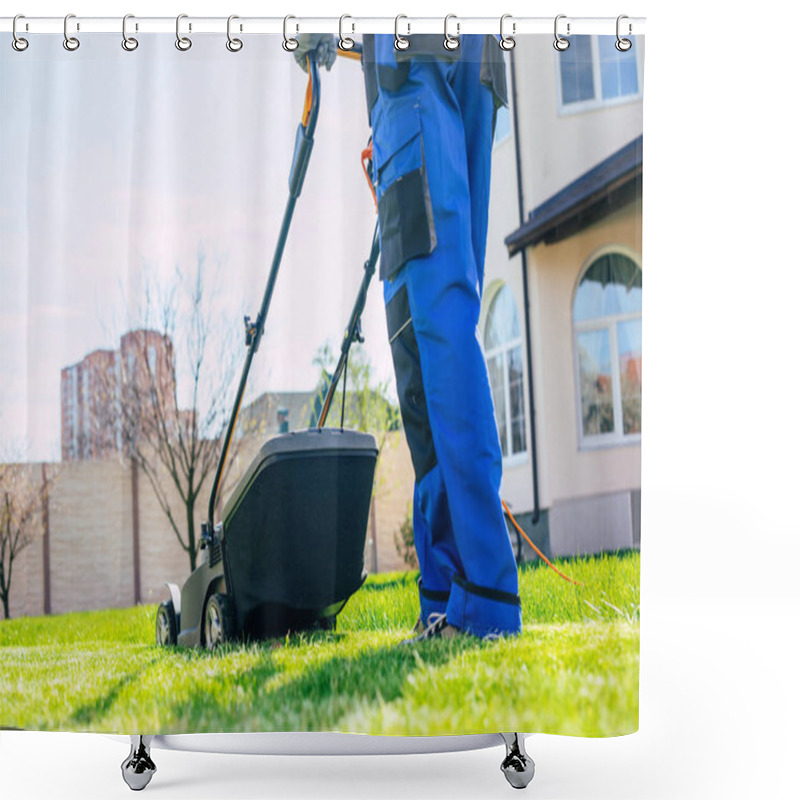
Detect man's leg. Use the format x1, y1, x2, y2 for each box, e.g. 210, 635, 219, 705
373, 38, 521, 637
386, 266, 460, 622
413, 470, 463, 623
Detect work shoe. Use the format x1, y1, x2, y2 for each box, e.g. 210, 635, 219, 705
409, 612, 440, 636
400, 612, 462, 645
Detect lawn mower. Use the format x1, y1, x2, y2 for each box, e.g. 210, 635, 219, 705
155, 49, 380, 648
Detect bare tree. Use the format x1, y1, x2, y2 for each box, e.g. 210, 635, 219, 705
108, 253, 240, 572
0, 463, 51, 619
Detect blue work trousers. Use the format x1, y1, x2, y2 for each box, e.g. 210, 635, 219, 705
369, 35, 521, 637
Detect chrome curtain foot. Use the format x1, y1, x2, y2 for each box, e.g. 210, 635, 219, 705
121, 735, 156, 791
500, 733, 535, 789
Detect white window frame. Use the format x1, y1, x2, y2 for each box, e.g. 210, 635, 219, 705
493, 105, 512, 147
572, 248, 642, 450
493, 52, 512, 148
555, 35, 643, 116
484, 284, 529, 467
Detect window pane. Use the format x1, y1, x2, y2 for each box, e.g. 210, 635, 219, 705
574, 254, 642, 322
494, 105, 511, 145
618, 319, 642, 435
577, 329, 614, 436
598, 35, 638, 101
485, 285, 521, 350
508, 346, 527, 454
559, 36, 595, 105
487, 354, 508, 457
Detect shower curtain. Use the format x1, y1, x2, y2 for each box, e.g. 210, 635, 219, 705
0, 26, 642, 739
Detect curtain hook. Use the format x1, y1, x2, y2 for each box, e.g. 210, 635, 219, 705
122, 14, 138, 51
444, 14, 460, 51
176, 14, 192, 51
500, 14, 515, 51
339, 14, 355, 50
12, 14, 29, 51
63, 13, 80, 51
226, 15, 243, 52
553, 14, 570, 51
394, 15, 410, 51
616, 15, 632, 52
282, 15, 299, 51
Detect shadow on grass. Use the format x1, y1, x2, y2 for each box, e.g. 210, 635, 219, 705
66, 655, 161, 728
359, 574, 417, 593
165, 636, 484, 733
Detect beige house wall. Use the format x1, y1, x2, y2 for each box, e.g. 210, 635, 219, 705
527, 206, 642, 508
482, 96, 534, 513
481, 206, 643, 513
513, 36, 645, 209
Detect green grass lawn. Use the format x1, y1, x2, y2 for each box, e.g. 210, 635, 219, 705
0, 552, 639, 737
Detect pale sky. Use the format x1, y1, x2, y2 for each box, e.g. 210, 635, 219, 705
0, 34, 389, 461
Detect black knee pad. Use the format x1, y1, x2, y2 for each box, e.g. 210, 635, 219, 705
386, 286, 437, 481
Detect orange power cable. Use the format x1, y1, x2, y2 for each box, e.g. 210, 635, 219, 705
361, 141, 378, 211
337, 48, 362, 62
502, 499, 583, 586
301, 56, 314, 127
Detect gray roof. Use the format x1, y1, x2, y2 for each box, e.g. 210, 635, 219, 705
506, 135, 643, 255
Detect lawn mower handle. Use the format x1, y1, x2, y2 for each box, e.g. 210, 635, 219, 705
316, 221, 380, 429
288, 51, 322, 197
206, 52, 322, 531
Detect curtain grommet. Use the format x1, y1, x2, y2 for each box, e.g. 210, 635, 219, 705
122, 14, 138, 51
339, 14, 355, 50
443, 14, 460, 51
282, 15, 299, 52
63, 13, 80, 51
553, 14, 570, 51
226, 15, 243, 52
615, 15, 632, 51
394, 15, 410, 51
499, 14, 515, 51
12, 14, 29, 51
176, 14, 192, 51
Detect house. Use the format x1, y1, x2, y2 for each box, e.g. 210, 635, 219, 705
483, 34, 644, 559
234, 390, 318, 439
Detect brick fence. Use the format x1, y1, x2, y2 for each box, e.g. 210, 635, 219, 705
6, 431, 414, 619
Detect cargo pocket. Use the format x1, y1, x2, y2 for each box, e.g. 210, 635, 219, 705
373, 103, 437, 282
386, 285, 437, 481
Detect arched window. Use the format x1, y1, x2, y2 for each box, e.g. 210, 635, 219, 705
573, 252, 642, 445
485, 285, 527, 459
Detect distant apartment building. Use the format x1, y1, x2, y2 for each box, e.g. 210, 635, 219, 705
118, 329, 178, 421
61, 330, 175, 461
61, 349, 119, 461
